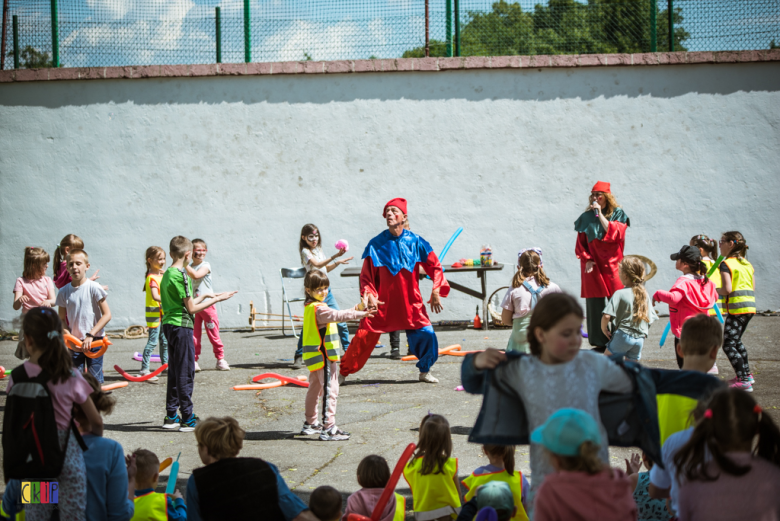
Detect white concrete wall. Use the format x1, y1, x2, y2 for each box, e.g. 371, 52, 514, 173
1, 62, 779, 331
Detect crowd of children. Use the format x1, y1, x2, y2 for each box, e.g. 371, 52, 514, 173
1, 204, 770, 520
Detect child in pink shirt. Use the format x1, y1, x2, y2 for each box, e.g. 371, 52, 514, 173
675, 388, 780, 521
344, 455, 404, 521
12, 247, 55, 359
532, 408, 637, 521
299, 270, 371, 442
5, 307, 104, 520
53, 234, 103, 289
653, 245, 717, 368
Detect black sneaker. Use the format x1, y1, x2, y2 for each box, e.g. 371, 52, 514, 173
162, 414, 181, 429
179, 414, 199, 432
389, 348, 402, 360
291, 356, 303, 369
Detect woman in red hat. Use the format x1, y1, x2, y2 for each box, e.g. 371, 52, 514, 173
574, 182, 630, 351
339, 198, 450, 383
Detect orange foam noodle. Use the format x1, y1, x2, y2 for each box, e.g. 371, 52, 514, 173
233, 374, 308, 391
101, 382, 128, 391
401, 344, 463, 361
64, 333, 112, 359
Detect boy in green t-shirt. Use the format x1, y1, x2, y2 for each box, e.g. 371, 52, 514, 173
657, 314, 723, 444
161, 236, 237, 431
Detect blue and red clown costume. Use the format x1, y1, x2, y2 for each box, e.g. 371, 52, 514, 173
339, 199, 450, 378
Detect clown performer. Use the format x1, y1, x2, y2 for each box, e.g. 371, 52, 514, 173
339, 198, 450, 384
574, 181, 630, 352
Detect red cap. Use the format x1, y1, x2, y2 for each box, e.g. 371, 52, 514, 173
591, 181, 611, 193
383, 198, 407, 217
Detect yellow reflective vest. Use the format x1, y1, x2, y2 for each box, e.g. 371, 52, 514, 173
132, 491, 167, 520
393, 493, 406, 521
403, 457, 461, 520
462, 470, 528, 521
703, 259, 726, 317
723, 258, 756, 315
302, 302, 341, 372
145, 273, 163, 328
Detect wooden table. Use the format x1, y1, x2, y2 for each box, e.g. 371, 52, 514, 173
340, 263, 505, 330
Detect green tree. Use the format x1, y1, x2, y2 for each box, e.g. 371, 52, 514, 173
402, 39, 449, 58
7, 46, 53, 68
771, 39, 778, 49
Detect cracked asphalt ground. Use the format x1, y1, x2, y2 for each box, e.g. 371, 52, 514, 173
1, 316, 779, 517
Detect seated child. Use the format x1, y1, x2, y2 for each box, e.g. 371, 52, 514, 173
343, 455, 405, 521
310, 486, 342, 521
602, 257, 657, 361
56, 249, 112, 383
403, 414, 462, 521
131, 449, 186, 520
186, 417, 312, 521
625, 453, 670, 521
675, 388, 780, 520
658, 314, 722, 445
477, 482, 517, 521
531, 408, 637, 521
462, 445, 529, 521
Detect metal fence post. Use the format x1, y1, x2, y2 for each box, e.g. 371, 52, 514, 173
51, 0, 59, 67
445, 0, 452, 57
650, 0, 657, 52
12, 14, 18, 69
1, 0, 9, 70
667, 0, 674, 51
424, 0, 429, 57
215, 7, 222, 63
243, 0, 250, 63
454, 0, 460, 56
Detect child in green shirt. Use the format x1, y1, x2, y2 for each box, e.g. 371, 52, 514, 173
161, 236, 236, 432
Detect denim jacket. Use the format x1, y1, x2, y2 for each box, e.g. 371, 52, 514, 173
461, 352, 722, 468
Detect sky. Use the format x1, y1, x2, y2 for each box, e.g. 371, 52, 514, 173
3, 0, 779, 68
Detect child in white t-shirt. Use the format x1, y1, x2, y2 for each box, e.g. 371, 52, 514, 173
500, 248, 561, 353
12, 247, 55, 359
186, 238, 228, 372
56, 249, 112, 383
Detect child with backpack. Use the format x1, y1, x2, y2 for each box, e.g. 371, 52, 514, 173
2, 307, 103, 521
500, 249, 561, 353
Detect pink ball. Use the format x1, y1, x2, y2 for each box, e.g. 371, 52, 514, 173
334, 239, 349, 252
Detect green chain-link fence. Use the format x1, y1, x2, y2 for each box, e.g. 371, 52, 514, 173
2, 0, 778, 70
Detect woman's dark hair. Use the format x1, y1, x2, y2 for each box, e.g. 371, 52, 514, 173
675, 388, 780, 483
357, 455, 391, 489
722, 231, 749, 259
409, 414, 452, 476
303, 270, 330, 306
690, 235, 718, 260
299, 224, 320, 253
527, 292, 584, 357
483, 444, 515, 475
22, 307, 74, 384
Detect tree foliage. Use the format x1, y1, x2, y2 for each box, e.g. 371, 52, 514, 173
403, 0, 690, 57
7, 46, 53, 68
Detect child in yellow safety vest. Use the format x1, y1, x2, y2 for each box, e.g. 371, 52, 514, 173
403, 414, 462, 521
462, 445, 530, 521
717, 231, 757, 392
300, 270, 373, 442
130, 449, 186, 521
140, 246, 168, 381
343, 455, 406, 521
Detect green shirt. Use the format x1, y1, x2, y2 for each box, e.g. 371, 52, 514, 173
603, 287, 657, 338
160, 267, 194, 329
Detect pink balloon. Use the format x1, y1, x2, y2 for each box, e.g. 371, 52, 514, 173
335, 239, 349, 251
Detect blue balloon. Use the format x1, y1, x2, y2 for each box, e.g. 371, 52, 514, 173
660, 322, 671, 347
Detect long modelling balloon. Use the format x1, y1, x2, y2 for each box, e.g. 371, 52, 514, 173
660, 322, 671, 347
165, 452, 181, 495
439, 227, 464, 262
114, 364, 168, 382
370, 443, 416, 521
714, 304, 724, 324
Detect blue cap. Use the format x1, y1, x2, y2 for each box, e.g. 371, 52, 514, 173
530, 408, 601, 456
476, 481, 514, 515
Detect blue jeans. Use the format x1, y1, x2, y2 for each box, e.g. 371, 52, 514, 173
141, 326, 169, 371
72, 338, 105, 383
606, 329, 645, 361
295, 289, 350, 358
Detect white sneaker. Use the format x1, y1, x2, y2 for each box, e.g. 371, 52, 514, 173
194, 361, 201, 372
138, 369, 159, 383
338, 374, 346, 385
707, 365, 719, 375
419, 372, 439, 383
216, 359, 230, 371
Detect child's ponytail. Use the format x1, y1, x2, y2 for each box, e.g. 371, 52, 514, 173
53, 234, 84, 279
620, 257, 650, 323
484, 444, 515, 475
722, 231, 749, 260
690, 234, 718, 260
513, 249, 549, 288
22, 307, 73, 385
